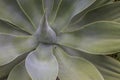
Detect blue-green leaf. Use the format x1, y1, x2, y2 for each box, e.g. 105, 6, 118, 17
65, 2, 120, 31
0, 20, 29, 35
25, 44, 58, 80
61, 46, 120, 80
8, 61, 31, 80
0, 0, 35, 34
0, 34, 37, 66
17, 0, 44, 28
54, 46, 104, 80
58, 21, 120, 55
51, 0, 95, 33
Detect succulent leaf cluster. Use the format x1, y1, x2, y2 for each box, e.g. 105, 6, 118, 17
0, 0, 120, 80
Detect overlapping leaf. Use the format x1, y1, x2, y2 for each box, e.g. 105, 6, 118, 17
25, 44, 58, 80
0, 34, 37, 66
70, 0, 114, 24
7, 61, 31, 80
0, 0, 35, 34
51, 0, 95, 33
58, 21, 120, 55
0, 20, 29, 35
54, 46, 104, 80
34, 15, 56, 43
17, 0, 44, 28
64, 2, 120, 32
61, 46, 120, 80
0, 53, 27, 79
0, 0, 120, 80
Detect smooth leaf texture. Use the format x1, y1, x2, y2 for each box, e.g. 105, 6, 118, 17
34, 15, 56, 43
25, 44, 58, 80
70, 0, 114, 25
89, 0, 113, 6
0, 53, 27, 79
0, 0, 35, 34
43, 0, 54, 17
54, 46, 104, 80
65, 2, 120, 31
51, 0, 95, 33
0, 20, 29, 35
17, 0, 43, 28
94, 56, 120, 80
0, 34, 37, 66
58, 21, 120, 55
61, 46, 120, 80
8, 61, 31, 80
115, 18, 120, 23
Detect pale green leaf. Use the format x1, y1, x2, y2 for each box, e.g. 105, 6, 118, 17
61, 46, 120, 80
0, 0, 35, 34
65, 2, 120, 31
43, 0, 54, 17
0, 20, 29, 35
0, 53, 27, 79
70, 0, 114, 24
25, 44, 58, 80
7, 61, 31, 80
93, 56, 120, 80
49, 0, 61, 22
82, 0, 114, 10
17, 0, 44, 28
91, 0, 113, 6
114, 18, 120, 23
58, 21, 120, 55
34, 15, 56, 43
54, 46, 104, 80
0, 34, 38, 66
51, 0, 95, 33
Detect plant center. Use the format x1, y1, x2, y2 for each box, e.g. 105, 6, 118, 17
34, 15, 56, 44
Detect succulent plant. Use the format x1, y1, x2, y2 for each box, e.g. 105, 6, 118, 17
0, 0, 120, 80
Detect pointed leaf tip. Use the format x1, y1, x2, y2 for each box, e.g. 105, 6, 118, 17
25, 44, 58, 80
34, 14, 56, 44
54, 46, 104, 80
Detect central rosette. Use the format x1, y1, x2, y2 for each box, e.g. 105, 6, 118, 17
34, 15, 56, 44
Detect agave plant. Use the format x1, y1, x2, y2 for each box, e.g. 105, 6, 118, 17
1, 0, 120, 80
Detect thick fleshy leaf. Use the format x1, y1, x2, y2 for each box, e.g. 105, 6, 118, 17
115, 18, 120, 23
94, 56, 120, 80
34, 15, 56, 43
17, 0, 43, 28
57, 21, 120, 55
0, 34, 38, 66
0, 0, 35, 34
25, 44, 58, 80
49, 0, 61, 22
65, 2, 120, 31
8, 61, 31, 80
0, 20, 29, 35
61, 46, 120, 80
0, 53, 27, 79
51, 0, 95, 33
70, 0, 114, 24
43, 0, 54, 17
89, 0, 113, 7
54, 46, 104, 80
